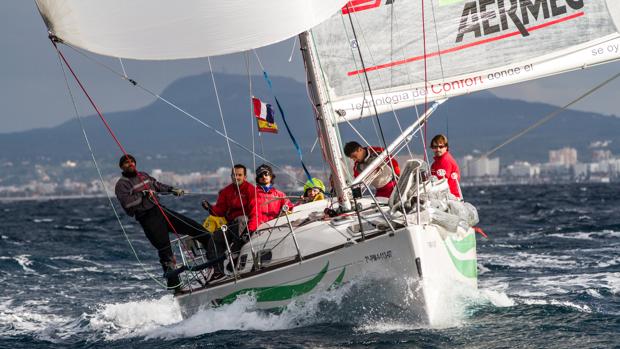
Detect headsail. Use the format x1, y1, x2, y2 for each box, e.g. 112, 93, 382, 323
35, 0, 349, 60
309, 0, 620, 122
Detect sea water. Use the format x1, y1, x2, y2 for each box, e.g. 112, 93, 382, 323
0, 183, 618, 348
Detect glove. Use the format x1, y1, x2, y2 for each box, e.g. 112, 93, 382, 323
141, 189, 154, 197
201, 200, 214, 214
171, 188, 185, 196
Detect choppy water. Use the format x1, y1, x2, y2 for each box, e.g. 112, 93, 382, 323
1, 184, 619, 348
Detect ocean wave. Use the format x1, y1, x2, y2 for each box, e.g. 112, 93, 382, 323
520, 298, 592, 313
480, 251, 576, 270
0, 298, 73, 341
548, 230, 620, 241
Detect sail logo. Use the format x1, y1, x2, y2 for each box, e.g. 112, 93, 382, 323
456, 0, 585, 43
341, 0, 395, 14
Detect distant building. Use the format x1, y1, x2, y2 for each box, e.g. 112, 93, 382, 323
460, 155, 500, 178
592, 149, 613, 161
505, 161, 539, 178
549, 147, 577, 166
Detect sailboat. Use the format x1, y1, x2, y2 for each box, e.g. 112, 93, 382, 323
34, 0, 620, 325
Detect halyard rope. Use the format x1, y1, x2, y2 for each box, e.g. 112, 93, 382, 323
485, 71, 620, 158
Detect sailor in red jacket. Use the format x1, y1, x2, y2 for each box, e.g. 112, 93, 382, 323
343, 141, 400, 198
203, 164, 258, 232
253, 164, 293, 226
202, 165, 258, 263
430, 134, 462, 198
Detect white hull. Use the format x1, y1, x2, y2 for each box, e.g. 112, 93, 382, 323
175, 199, 477, 326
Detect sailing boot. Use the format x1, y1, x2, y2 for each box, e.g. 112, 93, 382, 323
163, 262, 182, 294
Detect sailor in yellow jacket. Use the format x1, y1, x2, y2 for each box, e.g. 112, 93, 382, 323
302, 178, 326, 203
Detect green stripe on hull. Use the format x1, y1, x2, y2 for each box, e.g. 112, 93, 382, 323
444, 235, 477, 279
450, 234, 476, 254
329, 267, 346, 290
219, 262, 329, 305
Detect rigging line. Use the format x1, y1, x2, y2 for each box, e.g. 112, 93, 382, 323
429, 0, 449, 140
339, 15, 370, 122
485, 71, 620, 158
207, 57, 256, 255
345, 8, 394, 170
345, 5, 408, 210
386, 3, 413, 159
421, 0, 430, 162
118, 58, 128, 79
246, 51, 261, 245
52, 39, 196, 272
301, 45, 342, 180
253, 50, 314, 182
288, 37, 298, 63
346, 13, 385, 144
345, 9, 414, 159
351, 8, 408, 153
55, 48, 168, 289
61, 43, 305, 187
341, 8, 417, 156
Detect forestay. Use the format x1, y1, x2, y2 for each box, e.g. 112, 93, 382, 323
309, 0, 620, 122
35, 0, 349, 60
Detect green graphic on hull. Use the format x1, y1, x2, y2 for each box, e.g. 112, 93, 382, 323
444, 235, 477, 279
450, 233, 476, 253
329, 267, 346, 290
219, 262, 329, 305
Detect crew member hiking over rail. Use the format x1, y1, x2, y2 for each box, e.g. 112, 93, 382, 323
115, 154, 213, 292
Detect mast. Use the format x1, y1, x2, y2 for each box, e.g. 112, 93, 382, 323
299, 31, 352, 209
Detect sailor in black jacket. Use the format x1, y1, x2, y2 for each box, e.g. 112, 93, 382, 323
115, 154, 213, 291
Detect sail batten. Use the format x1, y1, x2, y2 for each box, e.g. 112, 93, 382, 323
309, 0, 620, 122
35, 0, 350, 60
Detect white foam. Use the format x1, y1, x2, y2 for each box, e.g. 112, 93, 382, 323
355, 321, 419, 333
14, 254, 38, 274
549, 230, 620, 241
149, 281, 358, 339
33, 218, 53, 223
480, 251, 576, 270
0, 299, 72, 340
88, 296, 182, 341
521, 298, 592, 313
478, 264, 491, 275
603, 272, 620, 295
586, 289, 603, 299
478, 288, 516, 307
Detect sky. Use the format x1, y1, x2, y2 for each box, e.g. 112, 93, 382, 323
0, 1, 619, 134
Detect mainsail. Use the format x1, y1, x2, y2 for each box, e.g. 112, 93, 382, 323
308, 0, 620, 122
35, 0, 350, 59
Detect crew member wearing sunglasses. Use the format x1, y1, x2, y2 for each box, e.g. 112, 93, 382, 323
430, 134, 462, 198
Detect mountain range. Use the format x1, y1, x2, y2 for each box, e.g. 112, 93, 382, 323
1, 72, 619, 172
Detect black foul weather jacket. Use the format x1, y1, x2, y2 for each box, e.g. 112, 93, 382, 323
115, 171, 173, 218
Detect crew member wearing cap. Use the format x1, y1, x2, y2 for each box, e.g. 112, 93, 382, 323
254, 164, 293, 226
114, 154, 214, 292
430, 134, 462, 198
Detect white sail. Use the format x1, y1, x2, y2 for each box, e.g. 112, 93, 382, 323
35, 0, 349, 60
309, 0, 620, 122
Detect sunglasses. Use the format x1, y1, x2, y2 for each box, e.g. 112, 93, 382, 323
431, 144, 446, 149
258, 172, 272, 177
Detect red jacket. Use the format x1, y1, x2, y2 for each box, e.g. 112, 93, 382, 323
353, 147, 400, 185
254, 185, 293, 226
210, 181, 258, 231
431, 151, 461, 198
